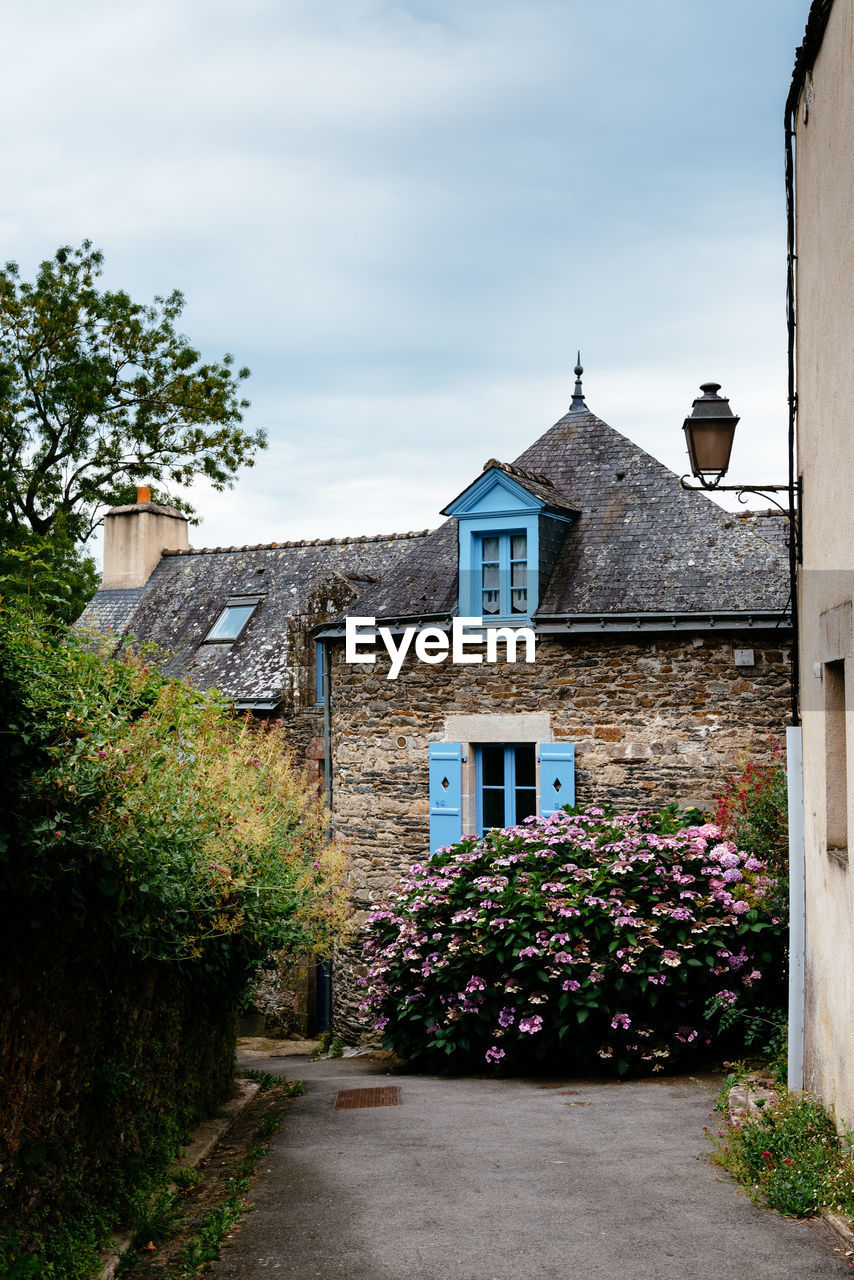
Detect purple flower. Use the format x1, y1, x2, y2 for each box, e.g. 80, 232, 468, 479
722, 868, 742, 884
518, 946, 542, 958
498, 1006, 515, 1028
731, 901, 750, 915
610, 1013, 631, 1030
485, 1046, 505, 1064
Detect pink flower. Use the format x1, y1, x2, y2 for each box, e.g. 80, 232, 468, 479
731, 901, 750, 915
519, 1015, 543, 1034
611, 1013, 631, 1030
485, 1046, 505, 1064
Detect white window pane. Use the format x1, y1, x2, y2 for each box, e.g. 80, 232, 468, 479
511, 563, 527, 589
511, 534, 527, 560
481, 536, 500, 562
511, 587, 527, 613
483, 589, 500, 614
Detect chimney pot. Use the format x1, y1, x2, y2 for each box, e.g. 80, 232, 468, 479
137, 486, 152, 504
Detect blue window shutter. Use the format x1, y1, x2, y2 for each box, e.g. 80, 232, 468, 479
538, 742, 575, 816
429, 743, 464, 853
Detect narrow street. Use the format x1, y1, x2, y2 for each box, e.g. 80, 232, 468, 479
208, 1050, 850, 1280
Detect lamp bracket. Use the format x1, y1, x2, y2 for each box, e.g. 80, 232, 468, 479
679, 477, 792, 516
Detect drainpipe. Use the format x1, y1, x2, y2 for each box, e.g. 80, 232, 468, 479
322, 639, 333, 822
784, 96, 801, 729
784, 71, 806, 1093
786, 725, 805, 1091
320, 637, 334, 1031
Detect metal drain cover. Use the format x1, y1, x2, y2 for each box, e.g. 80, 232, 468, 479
333, 1086, 400, 1110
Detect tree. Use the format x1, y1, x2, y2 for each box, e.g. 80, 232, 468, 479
0, 518, 98, 624
0, 240, 266, 546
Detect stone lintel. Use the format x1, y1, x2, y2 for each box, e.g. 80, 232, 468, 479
443, 713, 551, 743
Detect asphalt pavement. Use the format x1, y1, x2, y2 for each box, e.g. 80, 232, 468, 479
211, 1050, 851, 1280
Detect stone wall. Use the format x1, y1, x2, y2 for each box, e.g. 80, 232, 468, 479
325, 629, 791, 1037
248, 952, 318, 1037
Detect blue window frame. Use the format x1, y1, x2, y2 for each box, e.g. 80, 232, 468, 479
476, 744, 537, 832
478, 531, 528, 618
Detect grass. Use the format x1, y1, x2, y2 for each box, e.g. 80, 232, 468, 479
310, 1031, 344, 1060
131, 1186, 181, 1249
711, 1084, 854, 1218
117, 1076, 305, 1280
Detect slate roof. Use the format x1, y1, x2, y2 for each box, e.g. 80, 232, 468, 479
347, 403, 791, 625
77, 586, 151, 636
77, 533, 428, 703
441, 459, 579, 519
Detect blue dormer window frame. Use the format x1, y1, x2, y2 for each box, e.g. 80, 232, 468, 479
459, 512, 539, 622
442, 468, 572, 624
478, 530, 529, 618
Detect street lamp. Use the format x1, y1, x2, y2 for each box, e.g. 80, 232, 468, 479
681, 382, 739, 487
679, 379, 800, 728
679, 381, 791, 509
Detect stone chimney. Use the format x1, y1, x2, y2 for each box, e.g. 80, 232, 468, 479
101, 487, 189, 588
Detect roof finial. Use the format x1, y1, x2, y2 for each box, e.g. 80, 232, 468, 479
570, 350, 587, 411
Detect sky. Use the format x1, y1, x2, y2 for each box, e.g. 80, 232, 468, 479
1, 0, 812, 555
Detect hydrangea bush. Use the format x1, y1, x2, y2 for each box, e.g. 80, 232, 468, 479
360, 806, 785, 1075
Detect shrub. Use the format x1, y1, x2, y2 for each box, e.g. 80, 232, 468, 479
0, 604, 350, 1273
715, 741, 789, 883
0, 605, 349, 972
360, 806, 785, 1075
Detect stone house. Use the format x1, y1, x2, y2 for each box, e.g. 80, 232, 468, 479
786, 0, 854, 1127
80, 369, 792, 1037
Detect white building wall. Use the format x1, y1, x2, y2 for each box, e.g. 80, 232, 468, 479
794, 0, 854, 1125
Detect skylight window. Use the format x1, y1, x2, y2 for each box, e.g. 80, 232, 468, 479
204, 596, 263, 642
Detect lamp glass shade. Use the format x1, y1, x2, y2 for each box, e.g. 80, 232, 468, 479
683, 418, 737, 480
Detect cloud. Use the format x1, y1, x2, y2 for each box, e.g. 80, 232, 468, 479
1, 0, 809, 556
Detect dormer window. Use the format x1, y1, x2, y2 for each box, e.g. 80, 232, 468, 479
442, 463, 575, 625
204, 595, 263, 642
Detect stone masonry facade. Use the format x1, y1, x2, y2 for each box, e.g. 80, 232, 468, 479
327, 630, 791, 1037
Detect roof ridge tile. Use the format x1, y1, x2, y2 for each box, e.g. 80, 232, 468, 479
161, 530, 434, 557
